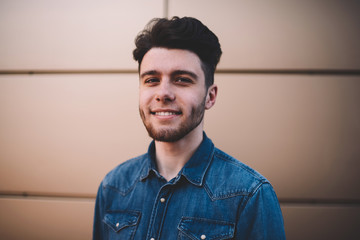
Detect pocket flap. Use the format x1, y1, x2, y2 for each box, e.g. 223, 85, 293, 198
103, 210, 140, 232
178, 217, 235, 240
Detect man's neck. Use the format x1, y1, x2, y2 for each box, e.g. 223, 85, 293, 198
154, 127, 203, 182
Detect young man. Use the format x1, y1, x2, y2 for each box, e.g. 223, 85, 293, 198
93, 17, 285, 239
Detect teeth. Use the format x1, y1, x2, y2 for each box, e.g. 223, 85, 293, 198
155, 112, 177, 116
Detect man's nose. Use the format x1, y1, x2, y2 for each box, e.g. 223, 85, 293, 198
155, 80, 175, 102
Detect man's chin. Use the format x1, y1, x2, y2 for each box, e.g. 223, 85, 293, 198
149, 131, 183, 142
146, 127, 188, 143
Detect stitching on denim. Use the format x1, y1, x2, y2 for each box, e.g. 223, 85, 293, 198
129, 211, 141, 239
182, 217, 234, 225
145, 188, 167, 240
214, 149, 266, 181
203, 183, 249, 201
102, 155, 148, 196
201, 148, 269, 200
104, 177, 140, 196
182, 143, 215, 187
103, 210, 141, 233
178, 217, 235, 239
199, 144, 215, 185
177, 231, 197, 240
203, 183, 215, 201
242, 182, 268, 210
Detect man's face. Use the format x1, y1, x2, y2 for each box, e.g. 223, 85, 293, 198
139, 47, 211, 142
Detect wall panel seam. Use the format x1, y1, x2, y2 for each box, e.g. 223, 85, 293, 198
1, 69, 360, 76
164, 0, 169, 18
1, 192, 360, 206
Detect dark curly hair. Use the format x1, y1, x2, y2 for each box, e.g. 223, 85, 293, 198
133, 17, 222, 88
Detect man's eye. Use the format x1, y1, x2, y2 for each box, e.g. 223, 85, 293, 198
144, 78, 159, 84
175, 77, 192, 84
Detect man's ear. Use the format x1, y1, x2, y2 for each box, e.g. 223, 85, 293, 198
205, 84, 218, 110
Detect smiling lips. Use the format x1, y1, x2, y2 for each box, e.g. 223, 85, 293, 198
150, 110, 182, 117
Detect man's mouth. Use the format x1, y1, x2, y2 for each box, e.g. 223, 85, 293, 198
150, 110, 182, 116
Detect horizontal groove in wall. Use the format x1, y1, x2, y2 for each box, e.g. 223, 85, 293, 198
279, 198, 360, 207
1, 191, 360, 206
1, 69, 360, 75
216, 69, 360, 76
0, 69, 138, 75
0, 191, 95, 200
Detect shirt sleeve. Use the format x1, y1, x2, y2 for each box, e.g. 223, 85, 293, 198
235, 182, 286, 239
93, 182, 106, 240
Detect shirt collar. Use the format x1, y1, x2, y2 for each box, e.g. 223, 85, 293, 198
139, 141, 157, 181
140, 132, 215, 186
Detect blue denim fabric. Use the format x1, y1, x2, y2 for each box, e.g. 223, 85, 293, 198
93, 133, 286, 239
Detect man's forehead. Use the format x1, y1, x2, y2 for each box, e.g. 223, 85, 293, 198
140, 47, 203, 75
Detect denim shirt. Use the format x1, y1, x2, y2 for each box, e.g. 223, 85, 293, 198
93, 133, 285, 239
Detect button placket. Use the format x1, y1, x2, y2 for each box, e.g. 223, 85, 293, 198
146, 185, 173, 240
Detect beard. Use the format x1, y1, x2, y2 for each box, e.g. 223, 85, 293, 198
139, 96, 206, 142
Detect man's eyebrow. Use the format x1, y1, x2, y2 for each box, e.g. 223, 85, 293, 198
171, 70, 198, 80
140, 70, 199, 80
140, 70, 159, 79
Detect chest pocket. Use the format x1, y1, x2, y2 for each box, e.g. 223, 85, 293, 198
103, 210, 141, 239
177, 217, 235, 240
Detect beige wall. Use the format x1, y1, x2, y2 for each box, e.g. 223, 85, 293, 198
1, 0, 359, 239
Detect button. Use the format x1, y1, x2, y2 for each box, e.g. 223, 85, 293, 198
201, 235, 206, 239
160, 198, 165, 203
116, 222, 119, 227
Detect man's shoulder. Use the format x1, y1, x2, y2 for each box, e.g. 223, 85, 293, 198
204, 148, 270, 200
101, 154, 147, 195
